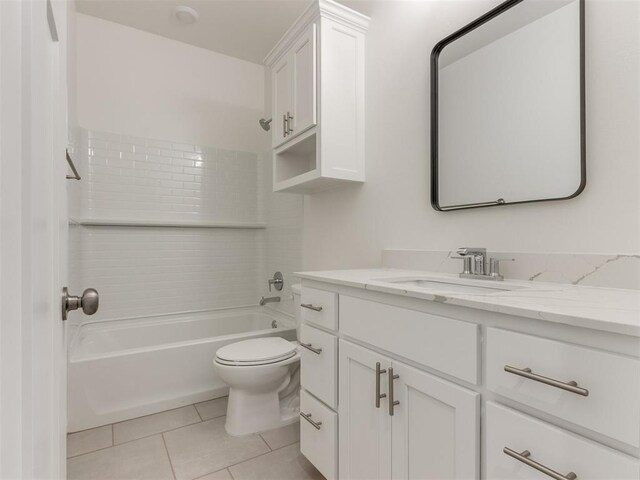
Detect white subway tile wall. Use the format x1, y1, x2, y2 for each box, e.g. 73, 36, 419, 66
84, 130, 260, 222
259, 153, 304, 317
79, 226, 262, 321
69, 129, 303, 323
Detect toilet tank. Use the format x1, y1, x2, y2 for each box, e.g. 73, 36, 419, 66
291, 283, 302, 340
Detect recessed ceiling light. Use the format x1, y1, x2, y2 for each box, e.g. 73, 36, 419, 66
174, 6, 199, 25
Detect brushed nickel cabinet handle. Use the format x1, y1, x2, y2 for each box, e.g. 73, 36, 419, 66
287, 112, 294, 134
388, 367, 400, 416
301, 303, 323, 312
283, 114, 288, 137
504, 365, 589, 397
375, 362, 387, 408
300, 412, 322, 430
504, 447, 577, 480
300, 342, 322, 355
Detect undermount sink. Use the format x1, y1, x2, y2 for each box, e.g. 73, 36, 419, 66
373, 276, 528, 294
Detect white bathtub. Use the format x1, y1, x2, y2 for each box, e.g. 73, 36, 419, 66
68, 306, 296, 432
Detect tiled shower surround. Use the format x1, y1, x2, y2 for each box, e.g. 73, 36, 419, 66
69, 129, 303, 323
82, 130, 261, 222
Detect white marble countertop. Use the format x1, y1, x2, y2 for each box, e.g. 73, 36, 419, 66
295, 269, 640, 337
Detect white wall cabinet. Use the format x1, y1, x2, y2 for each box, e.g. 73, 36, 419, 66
291, 24, 317, 141
272, 55, 292, 148
265, 0, 369, 193
339, 340, 479, 480
271, 24, 316, 149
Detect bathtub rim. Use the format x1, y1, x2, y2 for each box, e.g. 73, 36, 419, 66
69, 305, 296, 363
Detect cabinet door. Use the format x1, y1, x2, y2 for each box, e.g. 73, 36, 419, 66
391, 361, 480, 480
339, 340, 392, 480
291, 23, 317, 138
271, 54, 291, 148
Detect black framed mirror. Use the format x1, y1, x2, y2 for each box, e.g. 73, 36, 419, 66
431, 0, 585, 211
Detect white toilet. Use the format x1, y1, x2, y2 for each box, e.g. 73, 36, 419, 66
214, 284, 302, 436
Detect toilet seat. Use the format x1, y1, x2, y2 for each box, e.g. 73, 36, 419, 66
215, 337, 298, 367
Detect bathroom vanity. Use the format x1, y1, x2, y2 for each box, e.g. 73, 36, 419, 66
295, 269, 640, 479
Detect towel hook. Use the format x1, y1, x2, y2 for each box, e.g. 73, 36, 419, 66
65, 149, 81, 180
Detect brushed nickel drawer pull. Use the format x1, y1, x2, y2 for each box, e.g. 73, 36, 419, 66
300, 412, 322, 430
301, 304, 323, 312
375, 362, 387, 408
504, 365, 589, 397
504, 447, 577, 480
388, 367, 400, 416
300, 342, 322, 355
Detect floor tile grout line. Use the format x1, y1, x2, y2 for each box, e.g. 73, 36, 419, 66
225, 441, 303, 476
66, 422, 113, 437
194, 402, 204, 422
226, 467, 235, 480
113, 418, 204, 447
111, 403, 203, 430
188, 441, 301, 480
161, 432, 178, 480
258, 433, 272, 451
68, 402, 210, 438
67, 415, 204, 460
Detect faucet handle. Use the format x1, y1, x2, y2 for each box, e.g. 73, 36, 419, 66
268, 271, 284, 292
489, 258, 515, 279
451, 256, 473, 275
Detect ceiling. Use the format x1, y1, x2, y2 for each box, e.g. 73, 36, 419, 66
75, 0, 374, 64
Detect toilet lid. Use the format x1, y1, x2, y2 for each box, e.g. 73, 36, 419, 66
216, 337, 297, 365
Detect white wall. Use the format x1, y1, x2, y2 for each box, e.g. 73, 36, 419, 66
76, 14, 268, 153
302, 0, 640, 270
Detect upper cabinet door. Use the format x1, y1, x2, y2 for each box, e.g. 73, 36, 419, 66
339, 340, 392, 480
291, 23, 317, 139
272, 55, 292, 148
391, 361, 480, 480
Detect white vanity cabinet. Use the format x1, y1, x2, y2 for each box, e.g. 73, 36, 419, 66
265, 0, 369, 194
297, 275, 640, 480
339, 340, 480, 480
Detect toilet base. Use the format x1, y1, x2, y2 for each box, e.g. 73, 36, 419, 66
224, 386, 300, 436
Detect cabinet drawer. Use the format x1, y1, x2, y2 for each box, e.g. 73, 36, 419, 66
301, 287, 338, 331
340, 296, 479, 384
486, 328, 640, 447
486, 402, 640, 480
300, 389, 337, 480
300, 324, 338, 409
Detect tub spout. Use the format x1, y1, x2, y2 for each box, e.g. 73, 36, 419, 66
260, 296, 281, 306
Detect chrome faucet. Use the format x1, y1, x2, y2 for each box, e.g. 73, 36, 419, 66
260, 296, 281, 306
454, 248, 514, 281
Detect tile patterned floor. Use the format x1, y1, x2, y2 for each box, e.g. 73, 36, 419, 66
67, 397, 324, 480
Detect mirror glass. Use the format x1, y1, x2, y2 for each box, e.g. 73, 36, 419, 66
431, 0, 585, 211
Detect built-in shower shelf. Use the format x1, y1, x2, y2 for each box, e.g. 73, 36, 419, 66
68, 217, 266, 229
